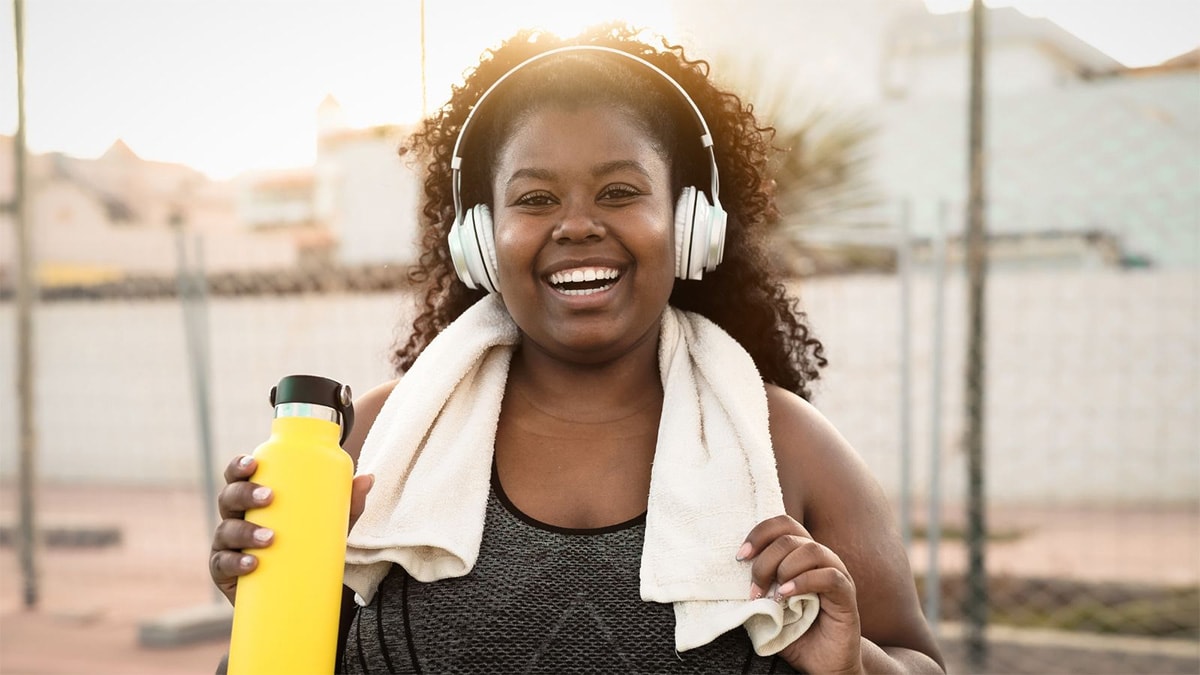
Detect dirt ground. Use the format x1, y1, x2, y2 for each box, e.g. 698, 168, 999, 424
1, 484, 1197, 674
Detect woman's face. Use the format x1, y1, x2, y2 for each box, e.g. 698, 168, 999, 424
491, 103, 677, 366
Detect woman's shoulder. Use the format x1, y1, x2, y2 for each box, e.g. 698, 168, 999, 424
343, 379, 400, 464
764, 383, 853, 475
764, 384, 891, 527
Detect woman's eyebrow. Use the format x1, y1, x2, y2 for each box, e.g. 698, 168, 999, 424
505, 160, 651, 188
505, 167, 555, 188
592, 159, 651, 179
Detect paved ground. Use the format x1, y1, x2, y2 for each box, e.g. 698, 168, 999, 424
0, 485, 228, 674
0, 484, 1197, 674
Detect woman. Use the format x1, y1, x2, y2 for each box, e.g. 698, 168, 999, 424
211, 24, 944, 674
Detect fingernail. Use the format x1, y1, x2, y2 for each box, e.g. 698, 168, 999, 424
777, 581, 795, 597
736, 542, 753, 561
238, 455, 254, 468
252, 486, 272, 502
253, 528, 273, 544
749, 583, 765, 600
240, 554, 255, 569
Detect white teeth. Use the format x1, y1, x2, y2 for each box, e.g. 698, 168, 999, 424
548, 267, 619, 286
559, 286, 612, 296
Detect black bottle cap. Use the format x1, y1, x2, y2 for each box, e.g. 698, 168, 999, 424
270, 374, 348, 407
269, 374, 355, 446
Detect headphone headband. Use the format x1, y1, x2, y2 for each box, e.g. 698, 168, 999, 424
450, 44, 722, 224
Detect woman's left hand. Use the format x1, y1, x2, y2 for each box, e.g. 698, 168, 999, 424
739, 514, 864, 675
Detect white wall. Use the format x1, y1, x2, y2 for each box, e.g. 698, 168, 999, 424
0, 293, 409, 485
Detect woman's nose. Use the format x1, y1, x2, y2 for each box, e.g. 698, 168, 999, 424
552, 201, 605, 243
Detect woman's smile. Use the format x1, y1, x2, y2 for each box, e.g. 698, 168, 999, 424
546, 265, 622, 295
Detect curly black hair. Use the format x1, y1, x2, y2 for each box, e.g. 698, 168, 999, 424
392, 23, 827, 399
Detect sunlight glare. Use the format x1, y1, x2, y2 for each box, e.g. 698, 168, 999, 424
419, 0, 678, 124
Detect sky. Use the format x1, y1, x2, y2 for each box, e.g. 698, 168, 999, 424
0, 0, 1196, 180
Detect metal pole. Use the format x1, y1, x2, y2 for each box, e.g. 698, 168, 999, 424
174, 225, 219, 601
12, 0, 39, 610
191, 235, 217, 539
926, 200, 949, 634
897, 200, 913, 548
964, 0, 990, 669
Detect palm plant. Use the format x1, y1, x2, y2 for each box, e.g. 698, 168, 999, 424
715, 54, 886, 274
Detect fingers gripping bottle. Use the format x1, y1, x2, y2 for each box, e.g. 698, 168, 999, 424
228, 375, 356, 675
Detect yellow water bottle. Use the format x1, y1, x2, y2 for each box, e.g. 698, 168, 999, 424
227, 374, 355, 675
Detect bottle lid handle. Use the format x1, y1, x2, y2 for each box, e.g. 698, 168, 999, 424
337, 386, 355, 447
270, 375, 356, 447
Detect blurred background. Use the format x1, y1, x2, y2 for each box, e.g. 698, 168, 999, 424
0, 0, 1197, 673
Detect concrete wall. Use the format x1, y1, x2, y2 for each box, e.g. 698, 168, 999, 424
0, 268, 1195, 505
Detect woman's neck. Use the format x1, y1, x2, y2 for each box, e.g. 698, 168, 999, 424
507, 331, 663, 427
496, 326, 663, 529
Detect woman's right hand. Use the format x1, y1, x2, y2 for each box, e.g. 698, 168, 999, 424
210, 455, 273, 606
208, 454, 374, 606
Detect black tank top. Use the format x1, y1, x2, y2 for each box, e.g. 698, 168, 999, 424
340, 466, 796, 674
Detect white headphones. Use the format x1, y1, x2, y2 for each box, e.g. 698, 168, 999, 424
446, 45, 727, 294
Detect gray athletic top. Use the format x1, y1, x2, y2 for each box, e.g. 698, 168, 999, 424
340, 466, 796, 674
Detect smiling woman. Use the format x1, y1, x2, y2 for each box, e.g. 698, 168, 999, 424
209, 23, 946, 675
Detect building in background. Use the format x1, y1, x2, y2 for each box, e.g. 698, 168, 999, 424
881, 7, 1123, 99
0, 96, 424, 292
675, 2, 1198, 270
233, 95, 422, 271
0, 135, 301, 288
313, 96, 422, 268
868, 7, 1199, 268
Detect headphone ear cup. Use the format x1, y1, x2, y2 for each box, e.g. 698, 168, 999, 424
447, 212, 476, 289
674, 186, 728, 280
706, 201, 728, 272
674, 187, 699, 280
449, 203, 500, 293
471, 204, 500, 293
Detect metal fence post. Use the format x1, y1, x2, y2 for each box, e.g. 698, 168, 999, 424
12, 0, 40, 610
174, 224, 220, 603
898, 200, 914, 549
926, 200, 949, 634
964, 0, 991, 669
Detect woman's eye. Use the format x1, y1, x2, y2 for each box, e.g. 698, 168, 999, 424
600, 184, 642, 201
514, 191, 556, 207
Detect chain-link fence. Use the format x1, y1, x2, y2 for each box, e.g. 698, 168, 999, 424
791, 192, 1199, 673
2, 189, 1197, 672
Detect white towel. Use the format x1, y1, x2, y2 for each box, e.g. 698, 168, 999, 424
344, 294, 819, 655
